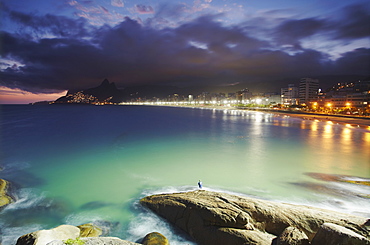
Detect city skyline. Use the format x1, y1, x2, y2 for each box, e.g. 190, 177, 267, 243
1, 0, 369, 104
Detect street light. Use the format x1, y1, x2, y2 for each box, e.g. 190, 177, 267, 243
312, 102, 318, 111
345, 102, 352, 115
326, 103, 332, 113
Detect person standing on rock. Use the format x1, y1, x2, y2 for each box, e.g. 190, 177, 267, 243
198, 180, 202, 189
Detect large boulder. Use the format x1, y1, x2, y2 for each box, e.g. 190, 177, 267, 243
276, 226, 310, 245
311, 223, 370, 245
140, 190, 369, 245
0, 179, 15, 209
16, 225, 80, 245
142, 232, 169, 245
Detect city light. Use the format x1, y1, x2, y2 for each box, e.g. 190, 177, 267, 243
112, 80, 370, 116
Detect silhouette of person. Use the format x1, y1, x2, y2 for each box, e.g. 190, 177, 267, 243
198, 180, 202, 189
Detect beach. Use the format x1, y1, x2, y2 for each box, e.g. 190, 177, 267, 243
272, 112, 370, 129
135, 103, 370, 129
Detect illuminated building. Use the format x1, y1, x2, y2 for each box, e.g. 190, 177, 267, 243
299, 78, 319, 104
281, 84, 299, 105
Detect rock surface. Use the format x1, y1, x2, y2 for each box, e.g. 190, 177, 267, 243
142, 232, 169, 245
16, 225, 80, 245
0, 179, 15, 209
276, 226, 310, 245
16, 224, 153, 245
311, 223, 370, 245
140, 190, 369, 245
47, 237, 141, 245
77, 223, 103, 237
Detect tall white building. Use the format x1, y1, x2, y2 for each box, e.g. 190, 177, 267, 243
299, 78, 319, 104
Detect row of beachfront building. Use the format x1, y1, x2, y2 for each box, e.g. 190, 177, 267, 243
128, 78, 370, 115
279, 78, 370, 115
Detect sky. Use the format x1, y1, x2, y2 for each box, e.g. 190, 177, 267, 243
0, 0, 369, 103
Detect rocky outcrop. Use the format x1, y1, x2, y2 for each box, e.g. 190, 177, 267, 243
0, 179, 15, 209
16, 224, 107, 245
15, 224, 163, 245
47, 237, 141, 245
311, 223, 370, 245
16, 225, 80, 245
141, 232, 169, 245
140, 190, 370, 245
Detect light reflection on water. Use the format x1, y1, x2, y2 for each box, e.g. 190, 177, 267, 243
1, 106, 369, 245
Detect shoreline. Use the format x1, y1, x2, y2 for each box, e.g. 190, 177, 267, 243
260, 109, 370, 128
6, 103, 370, 128
143, 104, 370, 129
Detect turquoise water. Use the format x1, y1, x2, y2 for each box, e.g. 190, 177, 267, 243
1, 105, 369, 244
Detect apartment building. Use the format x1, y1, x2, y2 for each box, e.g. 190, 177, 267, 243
299, 78, 319, 104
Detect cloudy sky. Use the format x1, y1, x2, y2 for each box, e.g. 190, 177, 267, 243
0, 0, 369, 103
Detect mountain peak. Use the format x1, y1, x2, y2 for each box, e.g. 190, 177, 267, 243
55, 79, 124, 104
101, 79, 110, 86
100, 79, 117, 90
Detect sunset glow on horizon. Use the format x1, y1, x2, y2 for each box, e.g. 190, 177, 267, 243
0, 87, 67, 104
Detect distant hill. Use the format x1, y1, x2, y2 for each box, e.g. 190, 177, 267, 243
55, 79, 125, 104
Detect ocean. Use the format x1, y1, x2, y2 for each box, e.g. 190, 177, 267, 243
1, 105, 369, 244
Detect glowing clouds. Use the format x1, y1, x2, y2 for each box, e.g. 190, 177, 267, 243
111, 0, 124, 8
134, 5, 155, 14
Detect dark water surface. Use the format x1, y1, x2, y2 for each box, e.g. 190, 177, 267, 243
1, 105, 369, 244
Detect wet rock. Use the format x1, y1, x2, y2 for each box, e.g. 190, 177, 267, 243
47, 237, 141, 245
276, 226, 310, 245
16, 225, 80, 245
140, 190, 369, 245
77, 223, 103, 237
142, 232, 169, 245
16, 225, 142, 245
311, 223, 370, 245
0, 179, 15, 209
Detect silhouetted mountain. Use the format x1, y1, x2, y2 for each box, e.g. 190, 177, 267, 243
55, 79, 125, 104
84, 79, 124, 102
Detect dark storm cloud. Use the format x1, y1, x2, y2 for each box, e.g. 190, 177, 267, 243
273, 2, 370, 46
5, 8, 90, 38
333, 48, 370, 75
0, 3, 369, 93
275, 18, 326, 45
334, 4, 370, 40
0, 31, 104, 91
